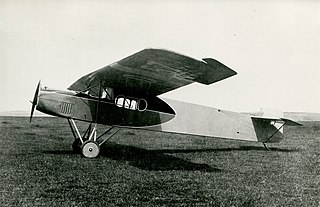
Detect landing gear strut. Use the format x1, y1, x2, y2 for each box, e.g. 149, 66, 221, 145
67, 119, 119, 158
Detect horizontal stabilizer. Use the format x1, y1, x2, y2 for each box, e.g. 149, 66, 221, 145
251, 116, 302, 143
280, 118, 303, 126
251, 116, 302, 126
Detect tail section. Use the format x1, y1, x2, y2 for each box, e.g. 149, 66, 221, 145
147, 99, 301, 146
263, 108, 285, 134
251, 109, 301, 143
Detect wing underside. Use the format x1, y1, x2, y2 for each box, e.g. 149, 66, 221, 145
68, 48, 237, 96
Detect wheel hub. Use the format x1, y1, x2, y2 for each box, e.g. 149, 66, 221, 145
81, 141, 100, 158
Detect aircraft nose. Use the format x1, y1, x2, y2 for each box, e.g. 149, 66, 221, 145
30, 81, 41, 122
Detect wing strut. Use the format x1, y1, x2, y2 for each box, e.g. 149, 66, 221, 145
94, 83, 103, 123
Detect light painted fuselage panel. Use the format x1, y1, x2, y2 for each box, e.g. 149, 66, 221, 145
145, 98, 284, 143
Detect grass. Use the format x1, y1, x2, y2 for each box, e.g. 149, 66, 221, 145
0, 117, 319, 206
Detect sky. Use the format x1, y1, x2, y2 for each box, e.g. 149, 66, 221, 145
1, 0, 319, 113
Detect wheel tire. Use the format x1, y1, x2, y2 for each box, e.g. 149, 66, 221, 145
81, 141, 100, 158
72, 138, 82, 153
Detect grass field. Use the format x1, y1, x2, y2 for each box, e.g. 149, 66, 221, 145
0, 117, 319, 206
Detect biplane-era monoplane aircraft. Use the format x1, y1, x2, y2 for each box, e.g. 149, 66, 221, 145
30, 48, 301, 158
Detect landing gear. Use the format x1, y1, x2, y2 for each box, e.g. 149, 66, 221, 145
72, 138, 82, 153
81, 141, 100, 158
67, 119, 119, 158
262, 142, 271, 151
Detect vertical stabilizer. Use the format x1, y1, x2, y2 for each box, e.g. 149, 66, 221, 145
262, 108, 284, 134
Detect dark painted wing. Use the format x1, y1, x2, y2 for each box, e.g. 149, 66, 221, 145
68, 48, 237, 96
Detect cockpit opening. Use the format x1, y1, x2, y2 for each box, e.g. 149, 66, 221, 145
77, 85, 114, 101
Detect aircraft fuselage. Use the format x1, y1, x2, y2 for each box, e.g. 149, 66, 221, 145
35, 87, 288, 144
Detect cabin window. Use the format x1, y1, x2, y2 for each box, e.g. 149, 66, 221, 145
115, 96, 146, 111
124, 99, 131, 109
101, 90, 108, 99
102, 87, 114, 100
129, 99, 138, 110
115, 96, 125, 107
123, 99, 138, 110
138, 99, 148, 111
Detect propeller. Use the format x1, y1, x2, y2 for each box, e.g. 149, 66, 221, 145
30, 80, 41, 122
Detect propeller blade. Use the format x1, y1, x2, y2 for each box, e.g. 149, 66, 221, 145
30, 81, 41, 122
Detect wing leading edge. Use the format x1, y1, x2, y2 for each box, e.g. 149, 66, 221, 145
68, 48, 237, 96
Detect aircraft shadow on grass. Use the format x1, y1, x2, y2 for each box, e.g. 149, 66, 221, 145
43, 143, 220, 172
153, 145, 299, 153
43, 144, 298, 172
99, 143, 221, 172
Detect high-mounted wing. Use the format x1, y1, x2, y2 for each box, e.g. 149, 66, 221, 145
68, 48, 237, 96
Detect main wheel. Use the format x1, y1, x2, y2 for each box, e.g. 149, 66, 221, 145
81, 141, 100, 158
72, 138, 82, 153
